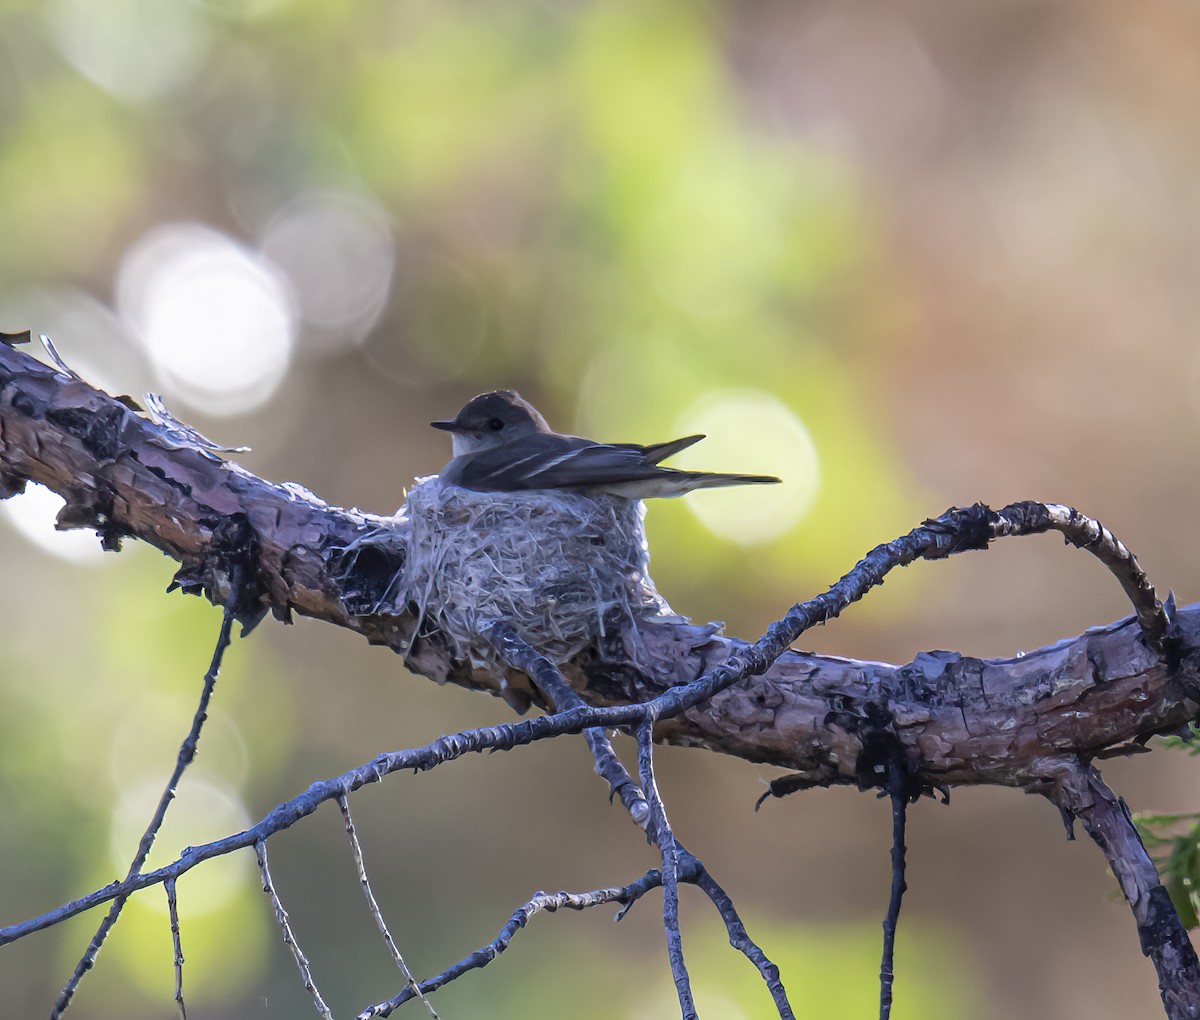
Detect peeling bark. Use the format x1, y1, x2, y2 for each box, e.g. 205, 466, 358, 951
5, 340, 1200, 1016
0, 340, 1198, 795
1049, 762, 1200, 1020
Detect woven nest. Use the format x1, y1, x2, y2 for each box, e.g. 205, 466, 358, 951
391, 476, 678, 671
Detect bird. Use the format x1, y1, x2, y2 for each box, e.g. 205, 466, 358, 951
431, 390, 781, 499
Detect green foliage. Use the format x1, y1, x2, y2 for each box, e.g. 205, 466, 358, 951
1135, 809, 1200, 930
1156, 725, 1200, 754
1136, 729, 1200, 929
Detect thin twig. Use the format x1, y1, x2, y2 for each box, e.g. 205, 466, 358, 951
356, 875, 667, 1019
491, 623, 791, 1016
51, 590, 238, 1017
256, 840, 333, 1020
165, 878, 187, 1020
491, 622, 650, 827
337, 794, 438, 1018
3, 709, 653, 946
5, 504, 1176, 955
879, 777, 909, 1020
638, 716, 697, 1019
354, 840, 791, 1020
684, 855, 794, 1019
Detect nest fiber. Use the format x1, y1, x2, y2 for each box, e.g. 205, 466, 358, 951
395, 476, 676, 669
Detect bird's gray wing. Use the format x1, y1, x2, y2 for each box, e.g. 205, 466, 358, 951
455, 439, 671, 491
618, 434, 705, 465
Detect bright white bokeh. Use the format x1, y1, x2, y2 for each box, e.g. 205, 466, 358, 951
1, 483, 108, 564
110, 772, 253, 915
259, 190, 395, 352
673, 389, 820, 545
117, 223, 296, 416
47, 0, 210, 105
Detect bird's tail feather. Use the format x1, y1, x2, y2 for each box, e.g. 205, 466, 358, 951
687, 472, 781, 489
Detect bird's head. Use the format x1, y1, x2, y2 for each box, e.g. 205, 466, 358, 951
431, 390, 550, 455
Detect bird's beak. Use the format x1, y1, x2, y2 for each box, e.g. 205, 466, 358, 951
430, 419, 461, 432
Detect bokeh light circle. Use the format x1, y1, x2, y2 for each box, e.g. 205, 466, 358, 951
117, 223, 296, 415
1, 483, 108, 564
259, 190, 395, 352
48, 0, 211, 105
111, 773, 252, 916
673, 389, 820, 546
110, 710, 250, 792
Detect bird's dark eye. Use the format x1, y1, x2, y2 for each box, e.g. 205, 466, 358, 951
487, 418, 504, 431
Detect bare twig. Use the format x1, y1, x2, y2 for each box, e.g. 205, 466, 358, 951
683, 854, 794, 1018
657, 501, 1170, 726
51, 593, 238, 1017
356, 874, 670, 1019
2, 575, 1189, 952
357, 840, 792, 1020
256, 840, 333, 1020
337, 794, 437, 1018
491, 622, 650, 827
879, 775, 909, 1020
638, 716, 697, 1019
2, 711, 646, 946
165, 878, 187, 1020
490, 622, 792, 1015
1047, 760, 1200, 1020
994, 503, 1169, 649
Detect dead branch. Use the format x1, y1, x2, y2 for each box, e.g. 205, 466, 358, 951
4, 337, 1200, 1018
0, 340, 1194, 791
1048, 761, 1200, 1020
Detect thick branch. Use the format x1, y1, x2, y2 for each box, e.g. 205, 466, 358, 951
6, 340, 1200, 1017
1, 342, 1197, 800
1048, 762, 1200, 1020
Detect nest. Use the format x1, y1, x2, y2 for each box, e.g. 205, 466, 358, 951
391, 476, 678, 671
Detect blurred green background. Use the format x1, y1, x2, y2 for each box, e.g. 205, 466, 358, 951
2, 0, 1199, 1016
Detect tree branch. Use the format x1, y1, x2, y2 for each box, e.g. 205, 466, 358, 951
0, 340, 1195, 796
4, 338, 1200, 1016
1047, 761, 1200, 1020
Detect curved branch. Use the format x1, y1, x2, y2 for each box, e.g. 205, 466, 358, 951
4, 340, 1200, 1016
0, 342, 1195, 798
